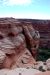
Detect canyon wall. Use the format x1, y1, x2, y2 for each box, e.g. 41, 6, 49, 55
0, 18, 40, 69
18, 19, 50, 49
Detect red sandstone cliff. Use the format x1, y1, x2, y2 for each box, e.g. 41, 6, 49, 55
0, 18, 40, 69
0, 18, 50, 75
0, 18, 50, 69
0, 18, 50, 49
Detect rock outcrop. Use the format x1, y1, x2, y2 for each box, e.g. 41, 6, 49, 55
0, 18, 40, 69
0, 18, 50, 75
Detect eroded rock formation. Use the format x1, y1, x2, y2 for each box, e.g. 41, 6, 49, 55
0, 18, 40, 69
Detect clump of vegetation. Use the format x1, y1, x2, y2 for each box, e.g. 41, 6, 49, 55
37, 48, 50, 61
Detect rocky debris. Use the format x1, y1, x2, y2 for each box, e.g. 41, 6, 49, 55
0, 69, 10, 75
34, 61, 47, 71
0, 68, 50, 75
32, 58, 50, 72
0, 68, 40, 75
46, 58, 50, 70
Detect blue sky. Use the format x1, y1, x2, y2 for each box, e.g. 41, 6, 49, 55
0, 0, 50, 19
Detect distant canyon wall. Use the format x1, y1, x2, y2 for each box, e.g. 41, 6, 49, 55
19, 19, 50, 49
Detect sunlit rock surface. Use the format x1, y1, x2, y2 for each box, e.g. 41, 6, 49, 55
0, 18, 50, 75
0, 18, 40, 69
0, 68, 40, 75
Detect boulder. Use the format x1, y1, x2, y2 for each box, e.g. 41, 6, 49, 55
46, 58, 50, 70
34, 61, 47, 71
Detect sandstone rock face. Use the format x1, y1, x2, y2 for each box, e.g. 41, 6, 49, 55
0, 18, 50, 49
23, 25, 40, 58
11, 48, 36, 69
0, 18, 40, 69
0, 18, 50, 75
20, 19, 50, 49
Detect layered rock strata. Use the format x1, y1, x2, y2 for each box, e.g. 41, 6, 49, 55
0, 20, 40, 69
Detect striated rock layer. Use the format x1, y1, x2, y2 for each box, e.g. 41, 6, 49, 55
0, 18, 40, 69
